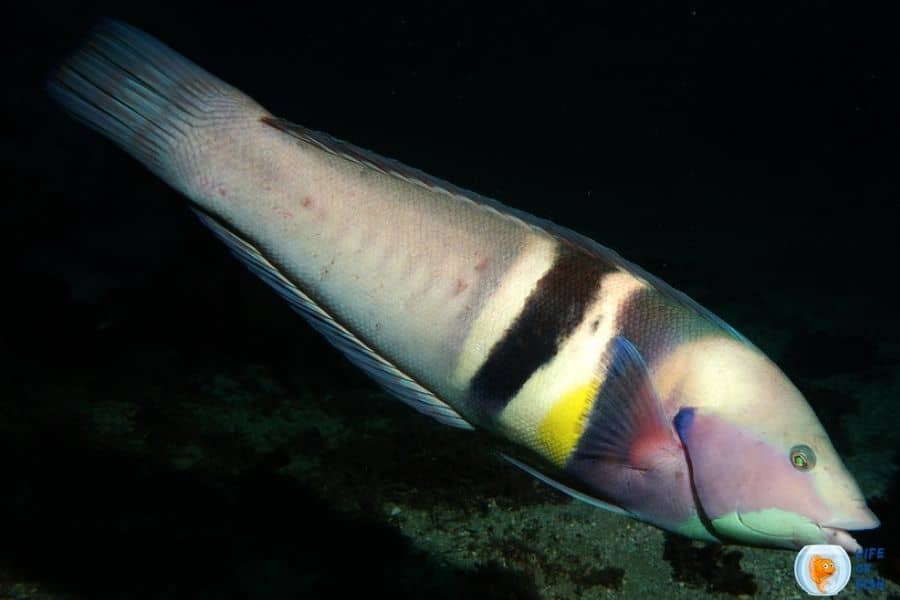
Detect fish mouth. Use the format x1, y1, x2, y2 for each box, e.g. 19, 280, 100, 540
733, 511, 864, 553
818, 506, 880, 553
819, 526, 862, 553
821, 507, 881, 532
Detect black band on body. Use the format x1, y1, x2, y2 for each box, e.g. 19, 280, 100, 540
468, 245, 615, 416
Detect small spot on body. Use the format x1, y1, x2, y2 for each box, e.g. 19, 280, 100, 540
475, 256, 490, 272
453, 278, 470, 296
217, 186, 227, 197
276, 207, 294, 220
590, 318, 601, 333
301, 196, 314, 208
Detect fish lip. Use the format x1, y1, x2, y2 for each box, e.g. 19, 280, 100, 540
819, 526, 862, 553
818, 510, 880, 555
733, 510, 796, 540
733, 512, 862, 552
820, 510, 881, 532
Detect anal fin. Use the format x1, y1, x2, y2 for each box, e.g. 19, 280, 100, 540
191, 207, 474, 430
501, 453, 632, 516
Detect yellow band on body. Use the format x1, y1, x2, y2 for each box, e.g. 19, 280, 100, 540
537, 377, 601, 467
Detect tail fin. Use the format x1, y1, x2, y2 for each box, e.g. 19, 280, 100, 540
47, 19, 260, 181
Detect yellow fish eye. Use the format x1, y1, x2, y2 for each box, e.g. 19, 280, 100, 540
790, 444, 816, 470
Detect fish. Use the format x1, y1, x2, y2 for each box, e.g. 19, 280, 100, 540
47, 19, 879, 553
809, 554, 837, 593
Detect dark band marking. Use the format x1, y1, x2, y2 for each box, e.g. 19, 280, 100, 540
468, 245, 616, 416
615, 287, 720, 368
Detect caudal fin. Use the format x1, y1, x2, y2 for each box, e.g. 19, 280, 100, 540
47, 19, 260, 181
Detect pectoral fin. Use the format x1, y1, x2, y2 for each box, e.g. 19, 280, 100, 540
571, 336, 679, 471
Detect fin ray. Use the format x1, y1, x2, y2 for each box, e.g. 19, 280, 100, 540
572, 336, 676, 468
46, 19, 242, 181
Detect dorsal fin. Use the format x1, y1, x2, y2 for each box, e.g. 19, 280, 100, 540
262, 116, 750, 344
191, 207, 474, 430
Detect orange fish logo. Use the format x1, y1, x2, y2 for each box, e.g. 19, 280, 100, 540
794, 545, 851, 596
809, 554, 837, 593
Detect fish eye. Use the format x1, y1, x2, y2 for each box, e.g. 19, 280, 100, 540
789, 444, 816, 471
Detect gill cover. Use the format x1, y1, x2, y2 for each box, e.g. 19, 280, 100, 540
675, 407, 825, 547
673, 406, 880, 552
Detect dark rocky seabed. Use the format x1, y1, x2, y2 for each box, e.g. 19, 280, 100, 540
3, 5, 898, 599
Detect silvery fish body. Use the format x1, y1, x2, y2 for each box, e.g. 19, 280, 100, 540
48, 20, 878, 552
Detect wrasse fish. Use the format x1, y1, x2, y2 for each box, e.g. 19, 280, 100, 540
48, 20, 879, 552
809, 554, 837, 593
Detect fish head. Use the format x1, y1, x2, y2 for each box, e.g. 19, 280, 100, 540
817, 557, 836, 575
660, 336, 879, 552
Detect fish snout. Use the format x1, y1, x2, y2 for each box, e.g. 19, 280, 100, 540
817, 502, 879, 553
821, 502, 880, 532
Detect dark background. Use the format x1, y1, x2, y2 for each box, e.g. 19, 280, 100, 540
7, 4, 898, 326
3, 4, 898, 599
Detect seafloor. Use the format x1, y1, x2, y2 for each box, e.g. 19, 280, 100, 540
2, 227, 898, 599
